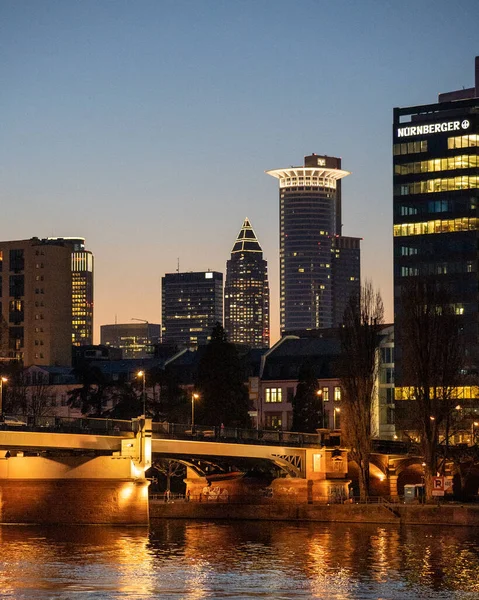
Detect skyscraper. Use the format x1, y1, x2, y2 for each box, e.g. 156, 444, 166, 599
393, 57, 479, 378
224, 218, 269, 348
267, 154, 360, 332
48, 237, 94, 346
161, 271, 223, 348
0, 238, 73, 366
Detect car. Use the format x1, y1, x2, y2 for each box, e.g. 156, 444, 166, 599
1, 415, 27, 427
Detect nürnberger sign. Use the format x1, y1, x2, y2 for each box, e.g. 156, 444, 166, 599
397, 119, 470, 138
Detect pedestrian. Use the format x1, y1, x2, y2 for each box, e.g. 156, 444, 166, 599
186, 490, 191, 503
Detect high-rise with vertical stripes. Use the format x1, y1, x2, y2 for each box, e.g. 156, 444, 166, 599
224, 218, 269, 348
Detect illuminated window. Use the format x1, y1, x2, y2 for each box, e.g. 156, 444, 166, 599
265, 388, 282, 403
334, 386, 341, 401
394, 217, 479, 237
448, 134, 479, 149
265, 414, 282, 429
322, 387, 329, 401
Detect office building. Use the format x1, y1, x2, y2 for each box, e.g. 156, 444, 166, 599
224, 218, 270, 348
161, 271, 223, 348
0, 238, 73, 366
331, 235, 361, 327
393, 57, 479, 381
267, 154, 361, 332
100, 322, 161, 359
48, 237, 94, 346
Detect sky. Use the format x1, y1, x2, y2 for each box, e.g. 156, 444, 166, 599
1, 0, 478, 344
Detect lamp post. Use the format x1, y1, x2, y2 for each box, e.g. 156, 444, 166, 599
0, 377, 7, 415
334, 407, 341, 430
137, 370, 146, 416
191, 393, 199, 433
316, 389, 324, 428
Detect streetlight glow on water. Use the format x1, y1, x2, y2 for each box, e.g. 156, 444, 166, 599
1, 521, 478, 599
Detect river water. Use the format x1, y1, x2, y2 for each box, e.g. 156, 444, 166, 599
0, 520, 478, 599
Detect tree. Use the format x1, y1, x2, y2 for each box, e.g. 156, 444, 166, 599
67, 362, 112, 416
151, 459, 185, 494
195, 323, 251, 427
339, 281, 384, 501
398, 280, 464, 501
104, 382, 143, 419
291, 363, 323, 433
148, 365, 188, 423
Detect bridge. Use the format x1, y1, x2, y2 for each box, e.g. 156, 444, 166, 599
0, 416, 419, 524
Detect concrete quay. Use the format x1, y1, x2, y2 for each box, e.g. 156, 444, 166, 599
150, 501, 479, 527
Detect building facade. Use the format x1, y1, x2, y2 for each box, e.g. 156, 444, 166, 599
331, 235, 361, 327
267, 154, 361, 333
0, 238, 73, 366
161, 271, 223, 348
393, 58, 479, 380
47, 237, 94, 346
224, 218, 270, 348
100, 322, 161, 359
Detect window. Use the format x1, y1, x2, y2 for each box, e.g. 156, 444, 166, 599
393, 140, 427, 155
394, 217, 479, 237
9, 249, 24, 272
9, 275, 24, 297
381, 347, 394, 364
448, 134, 479, 149
334, 386, 341, 401
265, 388, 282, 403
322, 386, 329, 401
265, 414, 282, 429
396, 176, 479, 196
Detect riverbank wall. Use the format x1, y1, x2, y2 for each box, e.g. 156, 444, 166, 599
150, 501, 479, 527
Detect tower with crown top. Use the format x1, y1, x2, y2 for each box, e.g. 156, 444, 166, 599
224, 218, 270, 348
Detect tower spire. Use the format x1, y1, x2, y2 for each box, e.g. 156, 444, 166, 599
231, 217, 263, 254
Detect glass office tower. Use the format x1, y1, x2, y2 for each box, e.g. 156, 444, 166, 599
224, 218, 269, 348
393, 57, 479, 379
161, 271, 223, 348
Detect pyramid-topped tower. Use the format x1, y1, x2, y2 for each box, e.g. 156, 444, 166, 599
231, 218, 263, 254
225, 218, 269, 348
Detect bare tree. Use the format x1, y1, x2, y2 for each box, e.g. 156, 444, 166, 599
398, 280, 464, 501
339, 281, 384, 501
152, 459, 185, 494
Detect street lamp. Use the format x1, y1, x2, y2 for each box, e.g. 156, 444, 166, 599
137, 370, 146, 416
191, 393, 199, 433
334, 407, 341, 430
0, 377, 7, 415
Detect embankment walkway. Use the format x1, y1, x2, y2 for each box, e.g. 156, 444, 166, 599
150, 501, 479, 527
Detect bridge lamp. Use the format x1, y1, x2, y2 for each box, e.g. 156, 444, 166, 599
191, 393, 199, 433
0, 377, 8, 415
137, 371, 146, 416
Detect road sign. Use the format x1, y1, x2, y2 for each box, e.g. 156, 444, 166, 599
432, 476, 445, 496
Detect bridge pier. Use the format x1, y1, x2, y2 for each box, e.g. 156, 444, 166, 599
0, 417, 152, 525
183, 448, 351, 504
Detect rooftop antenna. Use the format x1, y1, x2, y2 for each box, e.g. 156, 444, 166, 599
177, 257, 180, 273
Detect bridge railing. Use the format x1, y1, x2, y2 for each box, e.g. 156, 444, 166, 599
153, 422, 325, 447
24, 415, 135, 435
149, 494, 405, 505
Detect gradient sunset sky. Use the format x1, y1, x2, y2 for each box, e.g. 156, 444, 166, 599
2, 1, 478, 344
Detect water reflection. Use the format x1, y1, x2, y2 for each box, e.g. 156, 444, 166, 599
0, 521, 478, 599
